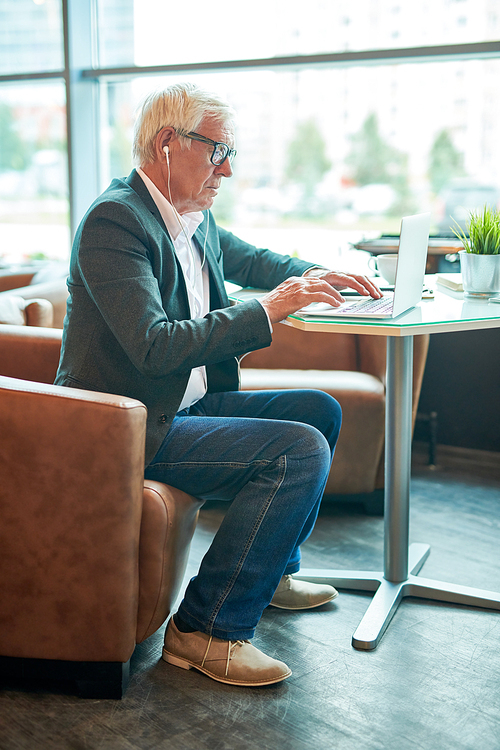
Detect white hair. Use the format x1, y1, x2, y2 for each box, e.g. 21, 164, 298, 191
132, 82, 235, 167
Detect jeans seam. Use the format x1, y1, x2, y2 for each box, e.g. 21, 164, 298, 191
147, 459, 273, 470
206, 453, 287, 634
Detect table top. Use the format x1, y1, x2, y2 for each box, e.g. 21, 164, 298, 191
230, 275, 500, 337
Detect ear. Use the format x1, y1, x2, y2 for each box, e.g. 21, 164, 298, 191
155, 127, 176, 161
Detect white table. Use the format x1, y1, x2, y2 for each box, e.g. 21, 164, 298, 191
232, 280, 500, 650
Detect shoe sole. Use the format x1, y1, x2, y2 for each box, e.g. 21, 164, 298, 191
162, 648, 292, 687
269, 590, 339, 610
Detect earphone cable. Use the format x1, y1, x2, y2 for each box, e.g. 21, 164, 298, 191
165, 149, 206, 276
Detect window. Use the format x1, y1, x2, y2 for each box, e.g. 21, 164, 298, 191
0, 0, 67, 265
99, 59, 500, 267
1, 0, 500, 267
0, 82, 68, 264
0, 0, 63, 76
96, 0, 500, 63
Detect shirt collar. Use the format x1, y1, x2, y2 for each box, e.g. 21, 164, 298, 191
137, 167, 204, 242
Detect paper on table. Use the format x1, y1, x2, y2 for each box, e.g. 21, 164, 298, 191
436, 273, 463, 292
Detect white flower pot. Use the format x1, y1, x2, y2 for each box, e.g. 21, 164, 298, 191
459, 250, 500, 299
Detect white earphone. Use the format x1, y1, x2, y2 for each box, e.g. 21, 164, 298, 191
162, 140, 208, 274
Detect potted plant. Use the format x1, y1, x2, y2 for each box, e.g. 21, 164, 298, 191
452, 205, 500, 299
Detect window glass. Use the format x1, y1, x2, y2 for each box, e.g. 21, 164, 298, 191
96, 0, 135, 68
96, 0, 500, 69
0, 82, 69, 265
0, 0, 63, 75
99, 58, 500, 269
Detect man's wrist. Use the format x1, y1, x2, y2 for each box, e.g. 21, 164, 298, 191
257, 299, 273, 332
302, 266, 330, 278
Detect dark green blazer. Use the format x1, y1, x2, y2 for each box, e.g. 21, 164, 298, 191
55, 170, 314, 465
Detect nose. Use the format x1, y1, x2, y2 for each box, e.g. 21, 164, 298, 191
216, 158, 233, 178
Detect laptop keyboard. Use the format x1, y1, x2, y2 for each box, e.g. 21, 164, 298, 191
336, 295, 394, 315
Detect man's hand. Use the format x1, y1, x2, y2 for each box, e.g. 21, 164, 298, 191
260, 269, 382, 324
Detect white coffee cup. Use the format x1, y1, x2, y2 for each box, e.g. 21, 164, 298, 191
368, 253, 398, 285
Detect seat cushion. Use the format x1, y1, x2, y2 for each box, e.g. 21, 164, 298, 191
0, 296, 54, 328
0, 296, 26, 325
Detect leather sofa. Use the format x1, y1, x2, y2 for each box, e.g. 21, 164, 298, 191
0, 294, 53, 327
241, 323, 429, 512
0, 325, 203, 698
0, 263, 69, 328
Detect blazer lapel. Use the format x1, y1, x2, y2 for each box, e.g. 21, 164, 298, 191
125, 169, 194, 317
126, 169, 171, 236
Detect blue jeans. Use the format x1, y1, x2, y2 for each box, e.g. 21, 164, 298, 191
144, 389, 341, 640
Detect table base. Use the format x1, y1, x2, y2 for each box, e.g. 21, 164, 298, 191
296, 542, 500, 650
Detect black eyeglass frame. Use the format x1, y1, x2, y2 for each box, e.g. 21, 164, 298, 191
176, 129, 237, 166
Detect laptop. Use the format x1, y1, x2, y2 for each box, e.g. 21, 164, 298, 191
299, 212, 431, 319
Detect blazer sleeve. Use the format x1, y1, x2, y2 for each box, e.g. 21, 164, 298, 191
217, 226, 316, 290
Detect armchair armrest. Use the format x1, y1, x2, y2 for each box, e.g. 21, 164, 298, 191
137, 481, 203, 642
25, 298, 54, 327
0, 279, 68, 328
0, 296, 53, 327
0, 376, 147, 663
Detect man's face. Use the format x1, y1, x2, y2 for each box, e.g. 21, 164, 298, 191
167, 117, 235, 214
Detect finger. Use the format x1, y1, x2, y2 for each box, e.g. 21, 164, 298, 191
337, 275, 382, 298
359, 275, 383, 297
304, 277, 346, 304
352, 275, 382, 297
278, 277, 347, 308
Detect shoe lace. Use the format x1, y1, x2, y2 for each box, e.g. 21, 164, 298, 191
201, 637, 250, 677
276, 574, 292, 593
226, 640, 249, 676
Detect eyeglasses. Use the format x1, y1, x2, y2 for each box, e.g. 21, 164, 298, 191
176, 129, 237, 166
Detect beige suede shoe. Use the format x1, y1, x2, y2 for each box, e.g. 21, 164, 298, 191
162, 619, 292, 687
269, 575, 338, 610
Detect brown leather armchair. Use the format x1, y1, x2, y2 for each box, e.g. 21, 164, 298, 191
0, 294, 53, 327
0, 265, 69, 328
241, 323, 429, 512
0, 325, 203, 698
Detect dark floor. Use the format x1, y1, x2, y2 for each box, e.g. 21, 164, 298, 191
1, 448, 500, 750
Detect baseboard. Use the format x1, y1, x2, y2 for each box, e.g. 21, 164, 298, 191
412, 440, 500, 477
323, 488, 384, 516
323, 444, 499, 516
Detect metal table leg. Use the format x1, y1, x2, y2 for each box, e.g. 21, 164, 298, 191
296, 335, 500, 650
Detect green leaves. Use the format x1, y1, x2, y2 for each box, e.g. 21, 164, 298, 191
452, 205, 500, 255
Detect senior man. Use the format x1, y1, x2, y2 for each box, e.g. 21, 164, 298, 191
55, 82, 381, 687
